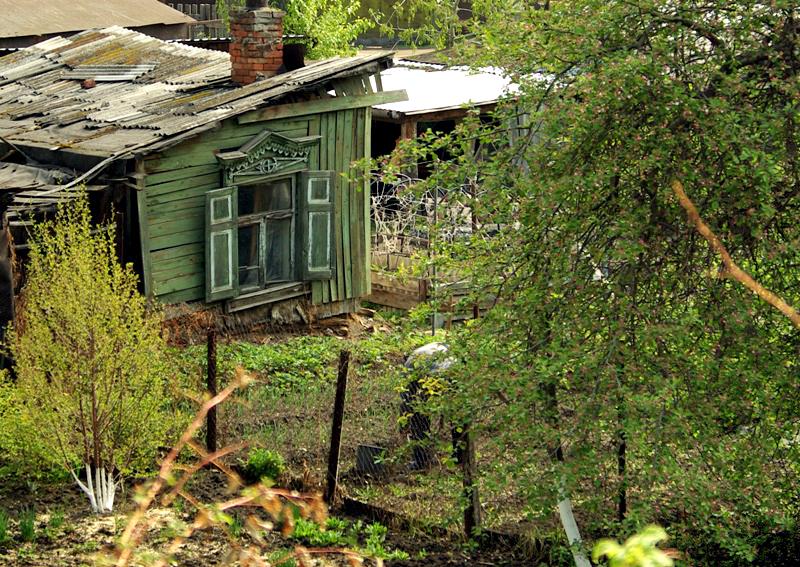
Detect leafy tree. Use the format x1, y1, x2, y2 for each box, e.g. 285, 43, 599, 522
284, 0, 371, 58
8, 195, 173, 514
378, 0, 800, 561
216, 0, 371, 58
370, 0, 472, 48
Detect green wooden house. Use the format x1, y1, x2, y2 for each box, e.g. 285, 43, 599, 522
0, 5, 406, 324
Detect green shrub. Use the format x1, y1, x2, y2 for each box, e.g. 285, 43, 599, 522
8, 195, 178, 514
243, 448, 285, 483
19, 508, 35, 543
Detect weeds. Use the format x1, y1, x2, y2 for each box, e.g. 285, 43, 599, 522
363, 522, 410, 560
19, 508, 35, 542
43, 508, 67, 540
290, 516, 409, 560
106, 368, 364, 567
47, 509, 65, 530
0, 508, 9, 544
244, 447, 285, 483
75, 539, 100, 553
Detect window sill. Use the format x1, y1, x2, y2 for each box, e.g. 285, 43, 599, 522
226, 281, 309, 313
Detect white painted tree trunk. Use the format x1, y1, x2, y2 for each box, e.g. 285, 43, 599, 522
70, 463, 117, 514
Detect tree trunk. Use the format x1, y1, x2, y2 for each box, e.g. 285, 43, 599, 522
71, 464, 116, 514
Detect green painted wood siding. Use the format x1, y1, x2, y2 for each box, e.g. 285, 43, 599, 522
142, 108, 371, 307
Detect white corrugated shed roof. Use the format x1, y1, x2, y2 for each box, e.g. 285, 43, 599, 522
373, 61, 518, 117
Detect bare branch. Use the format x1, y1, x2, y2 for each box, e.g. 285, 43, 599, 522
672, 179, 800, 329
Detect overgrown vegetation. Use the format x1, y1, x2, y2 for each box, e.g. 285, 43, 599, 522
215, 0, 371, 58
4, 195, 181, 514
244, 447, 286, 483
370, 0, 800, 563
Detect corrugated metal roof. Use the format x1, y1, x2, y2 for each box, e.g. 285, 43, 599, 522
0, 27, 393, 157
0, 162, 107, 218
62, 64, 158, 81
0, 0, 194, 39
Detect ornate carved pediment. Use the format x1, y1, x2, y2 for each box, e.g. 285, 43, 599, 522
217, 131, 320, 185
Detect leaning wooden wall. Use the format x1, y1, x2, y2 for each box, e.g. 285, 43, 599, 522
307, 106, 371, 306
140, 106, 371, 308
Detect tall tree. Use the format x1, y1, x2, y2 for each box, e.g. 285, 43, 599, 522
388, 1, 800, 561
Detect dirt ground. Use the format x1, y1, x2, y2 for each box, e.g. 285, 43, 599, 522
0, 313, 534, 566
0, 469, 529, 566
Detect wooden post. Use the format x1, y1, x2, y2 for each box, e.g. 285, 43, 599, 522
325, 350, 351, 503
470, 178, 480, 321
456, 425, 481, 539
206, 328, 217, 454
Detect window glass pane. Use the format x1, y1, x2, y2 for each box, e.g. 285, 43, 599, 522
308, 211, 330, 270
265, 218, 292, 281
239, 267, 260, 289
239, 179, 292, 215
238, 224, 260, 288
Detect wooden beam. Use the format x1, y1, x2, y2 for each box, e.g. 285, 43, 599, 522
373, 103, 499, 124
325, 350, 351, 503
135, 158, 153, 299
238, 90, 408, 125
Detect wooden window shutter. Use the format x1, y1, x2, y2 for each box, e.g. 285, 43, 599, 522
206, 186, 239, 302
298, 171, 336, 280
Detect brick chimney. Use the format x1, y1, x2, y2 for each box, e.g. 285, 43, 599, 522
230, 0, 284, 85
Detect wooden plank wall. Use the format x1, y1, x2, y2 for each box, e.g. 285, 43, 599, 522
143, 107, 371, 308
308, 106, 371, 305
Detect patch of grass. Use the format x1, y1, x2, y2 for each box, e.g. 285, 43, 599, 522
267, 549, 297, 567
42, 508, 67, 540
19, 508, 36, 543
46, 509, 65, 530
74, 540, 100, 553
229, 514, 244, 539
0, 508, 9, 544
176, 336, 342, 391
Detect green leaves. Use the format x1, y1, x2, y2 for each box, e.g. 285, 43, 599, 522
216, 0, 371, 58
8, 193, 179, 480
283, 0, 371, 59
593, 525, 674, 567
369, 0, 800, 561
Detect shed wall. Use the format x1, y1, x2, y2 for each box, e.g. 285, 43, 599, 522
141, 107, 371, 307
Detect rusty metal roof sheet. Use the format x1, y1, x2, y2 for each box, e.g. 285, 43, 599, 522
0, 27, 393, 159
0, 0, 194, 39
